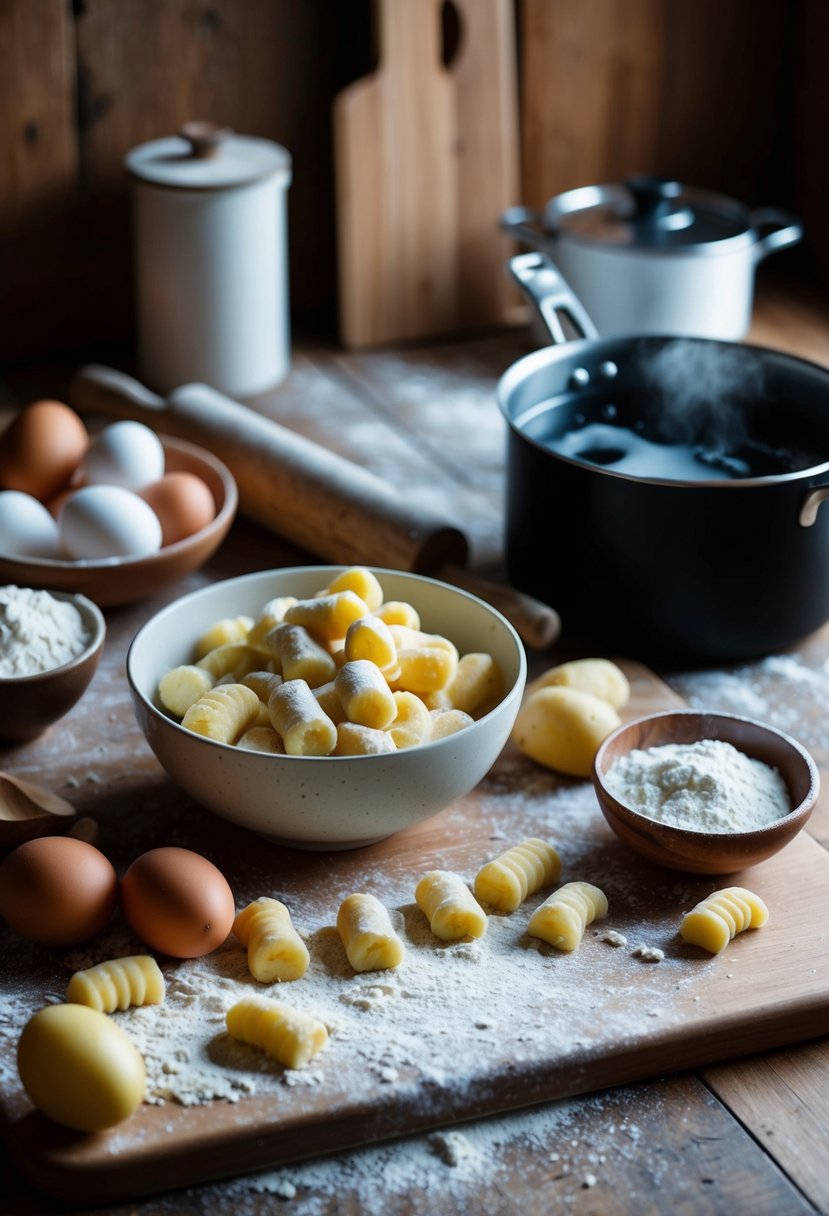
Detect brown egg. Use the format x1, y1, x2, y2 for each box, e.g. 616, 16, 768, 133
0, 400, 89, 502
0, 835, 117, 946
121, 846, 235, 958
138, 472, 216, 546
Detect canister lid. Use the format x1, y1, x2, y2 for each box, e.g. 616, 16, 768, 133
545, 176, 752, 252
125, 122, 292, 190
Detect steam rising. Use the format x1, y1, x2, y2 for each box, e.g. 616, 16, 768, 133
635, 340, 766, 450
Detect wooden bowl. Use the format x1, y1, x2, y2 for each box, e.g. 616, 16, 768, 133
592, 710, 819, 874
0, 592, 106, 742
0, 436, 237, 607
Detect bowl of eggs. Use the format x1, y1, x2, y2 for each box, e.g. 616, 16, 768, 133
127, 565, 527, 849
593, 710, 820, 874
0, 399, 237, 606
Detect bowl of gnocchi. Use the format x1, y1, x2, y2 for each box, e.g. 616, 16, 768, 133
127, 565, 527, 849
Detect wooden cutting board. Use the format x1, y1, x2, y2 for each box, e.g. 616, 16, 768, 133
333, 0, 520, 347
2, 660, 828, 1203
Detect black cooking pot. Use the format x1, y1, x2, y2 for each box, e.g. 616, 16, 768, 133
498, 253, 829, 662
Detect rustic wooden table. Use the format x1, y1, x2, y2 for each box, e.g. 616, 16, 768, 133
1, 279, 828, 1214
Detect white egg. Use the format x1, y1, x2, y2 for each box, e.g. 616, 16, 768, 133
59, 485, 163, 560
0, 491, 61, 558
82, 421, 165, 490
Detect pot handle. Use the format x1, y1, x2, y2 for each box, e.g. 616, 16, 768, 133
507, 252, 600, 344
750, 207, 804, 263
500, 205, 551, 247
799, 484, 829, 527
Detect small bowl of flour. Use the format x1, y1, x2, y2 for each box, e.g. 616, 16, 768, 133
593, 710, 819, 874
0, 585, 105, 741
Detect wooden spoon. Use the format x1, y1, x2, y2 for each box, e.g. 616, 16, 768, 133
0, 772, 76, 848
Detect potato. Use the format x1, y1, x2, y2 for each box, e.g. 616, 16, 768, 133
512, 686, 621, 777
525, 658, 630, 710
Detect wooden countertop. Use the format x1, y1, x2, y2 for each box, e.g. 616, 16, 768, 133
1, 277, 829, 1214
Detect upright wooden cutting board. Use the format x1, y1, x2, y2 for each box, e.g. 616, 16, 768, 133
333, 0, 520, 347
2, 661, 828, 1203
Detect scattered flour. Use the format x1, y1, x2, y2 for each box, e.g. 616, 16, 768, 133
0, 584, 90, 675
604, 738, 791, 832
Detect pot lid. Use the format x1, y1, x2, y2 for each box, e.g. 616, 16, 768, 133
545, 176, 753, 251
125, 122, 292, 190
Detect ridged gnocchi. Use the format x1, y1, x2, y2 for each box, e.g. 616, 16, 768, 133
415, 870, 487, 941
336, 893, 405, 972
679, 886, 769, 954
233, 898, 310, 982
226, 997, 328, 1069
474, 838, 561, 913
181, 683, 262, 744
528, 881, 608, 952
66, 954, 165, 1012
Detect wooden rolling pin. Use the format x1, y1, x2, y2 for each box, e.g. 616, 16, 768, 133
69, 364, 560, 649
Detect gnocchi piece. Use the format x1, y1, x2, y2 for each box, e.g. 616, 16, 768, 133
679, 886, 769, 955
241, 670, 283, 702
312, 679, 346, 724
246, 596, 298, 652
194, 615, 254, 659
474, 838, 562, 914
415, 870, 487, 941
181, 683, 262, 744
197, 642, 263, 682
387, 690, 432, 749
428, 708, 474, 740
333, 722, 397, 755
335, 660, 397, 730
344, 615, 398, 673
267, 623, 337, 688
526, 658, 630, 710
226, 997, 328, 1069
158, 664, 214, 718
513, 686, 621, 777
237, 726, 285, 754
373, 600, 420, 630
426, 653, 504, 718
323, 567, 383, 612
66, 954, 165, 1012
233, 898, 309, 982
336, 893, 405, 972
284, 591, 368, 642
528, 881, 608, 952
390, 646, 458, 695
268, 679, 337, 756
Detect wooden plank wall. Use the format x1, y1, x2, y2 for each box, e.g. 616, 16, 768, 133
0, 0, 825, 365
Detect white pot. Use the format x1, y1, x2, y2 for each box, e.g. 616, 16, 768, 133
502, 177, 802, 340
125, 123, 292, 398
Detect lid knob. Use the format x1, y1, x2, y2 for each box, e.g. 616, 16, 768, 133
179, 121, 233, 160
625, 176, 693, 233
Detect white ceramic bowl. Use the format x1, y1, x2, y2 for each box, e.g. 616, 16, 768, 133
127, 567, 527, 849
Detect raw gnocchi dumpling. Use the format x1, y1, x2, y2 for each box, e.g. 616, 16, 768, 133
226, 997, 328, 1069
415, 870, 487, 941
233, 897, 309, 982
474, 838, 561, 913
527, 881, 608, 952
66, 954, 165, 1012
336, 893, 405, 972
679, 886, 769, 955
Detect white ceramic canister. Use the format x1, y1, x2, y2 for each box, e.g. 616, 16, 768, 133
125, 122, 292, 397
501, 176, 803, 340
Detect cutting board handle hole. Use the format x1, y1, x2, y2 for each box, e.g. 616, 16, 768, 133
441, 0, 462, 68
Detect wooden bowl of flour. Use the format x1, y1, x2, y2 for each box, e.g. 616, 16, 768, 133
0, 590, 105, 742
593, 710, 819, 874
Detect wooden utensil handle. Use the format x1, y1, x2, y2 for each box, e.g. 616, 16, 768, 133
68, 365, 561, 649
69, 365, 467, 573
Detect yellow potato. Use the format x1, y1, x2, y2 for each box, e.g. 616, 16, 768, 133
512, 686, 621, 777
526, 658, 630, 709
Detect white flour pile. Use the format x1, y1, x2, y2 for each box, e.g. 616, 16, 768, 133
0, 584, 90, 676
604, 738, 791, 832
